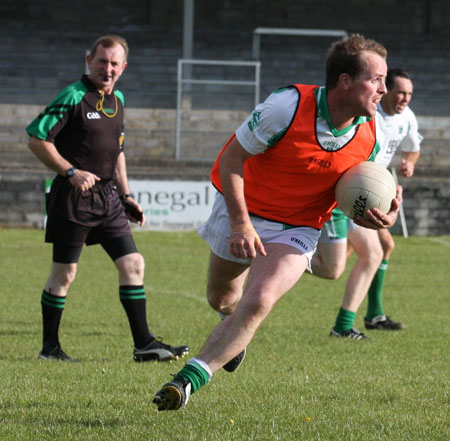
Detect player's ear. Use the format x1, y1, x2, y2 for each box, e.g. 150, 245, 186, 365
86, 53, 93, 72
338, 73, 353, 90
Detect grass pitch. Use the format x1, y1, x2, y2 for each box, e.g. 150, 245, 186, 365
0, 229, 448, 441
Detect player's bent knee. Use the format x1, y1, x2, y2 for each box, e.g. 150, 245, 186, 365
362, 246, 383, 268
384, 238, 395, 255
207, 291, 238, 314
373, 244, 384, 262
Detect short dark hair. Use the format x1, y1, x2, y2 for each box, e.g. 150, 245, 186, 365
386, 68, 411, 90
326, 34, 387, 90
90, 35, 129, 61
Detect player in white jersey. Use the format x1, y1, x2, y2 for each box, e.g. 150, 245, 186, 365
377, 106, 421, 169
362, 68, 422, 330
377, 68, 422, 170
314, 68, 422, 338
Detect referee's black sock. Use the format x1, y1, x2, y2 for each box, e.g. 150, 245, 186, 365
119, 285, 154, 349
41, 290, 66, 348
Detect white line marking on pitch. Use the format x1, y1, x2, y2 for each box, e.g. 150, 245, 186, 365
147, 286, 207, 303
427, 237, 450, 246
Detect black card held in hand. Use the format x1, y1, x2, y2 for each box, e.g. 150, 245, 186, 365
122, 200, 143, 223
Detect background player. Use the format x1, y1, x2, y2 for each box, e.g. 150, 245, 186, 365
313, 68, 422, 338
362, 67, 422, 330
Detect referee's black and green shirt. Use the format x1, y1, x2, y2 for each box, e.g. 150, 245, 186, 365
26, 75, 125, 180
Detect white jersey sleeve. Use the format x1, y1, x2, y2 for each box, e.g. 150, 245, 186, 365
235, 88, 298, 155
373, 112, 391, 167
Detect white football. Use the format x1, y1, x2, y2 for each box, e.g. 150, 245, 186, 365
335, 161, 396, 220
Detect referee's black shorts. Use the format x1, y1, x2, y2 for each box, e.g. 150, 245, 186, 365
45, 177, 132, 248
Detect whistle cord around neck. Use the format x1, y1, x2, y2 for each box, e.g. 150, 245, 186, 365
96, 91, 118, 118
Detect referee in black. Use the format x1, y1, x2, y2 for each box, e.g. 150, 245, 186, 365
26, 35, 188, 362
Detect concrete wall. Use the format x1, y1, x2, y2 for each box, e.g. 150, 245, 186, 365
1, 104, 448, 235
1, 1, 449, 115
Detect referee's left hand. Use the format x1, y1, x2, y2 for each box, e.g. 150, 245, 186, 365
122, 197, 145, 226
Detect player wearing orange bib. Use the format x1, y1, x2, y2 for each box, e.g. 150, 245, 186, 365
211, 84, 377, 229
153, 34, 401, 412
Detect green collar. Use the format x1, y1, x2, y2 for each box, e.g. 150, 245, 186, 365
315, 87, 370, 136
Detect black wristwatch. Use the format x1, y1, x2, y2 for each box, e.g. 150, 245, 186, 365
119, 193, 132, 201
65, 167, 76, 178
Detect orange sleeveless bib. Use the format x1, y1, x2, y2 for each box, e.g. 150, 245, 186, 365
211, 84, 376, 229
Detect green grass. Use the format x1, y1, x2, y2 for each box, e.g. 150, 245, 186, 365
0, 229, 448, 441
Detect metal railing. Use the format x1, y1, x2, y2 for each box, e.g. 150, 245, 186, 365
176, 59, 261, 161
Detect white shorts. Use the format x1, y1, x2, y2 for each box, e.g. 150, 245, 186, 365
198, 192, 320, 271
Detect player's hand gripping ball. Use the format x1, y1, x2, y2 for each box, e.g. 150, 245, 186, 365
335, 161, 396, 220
